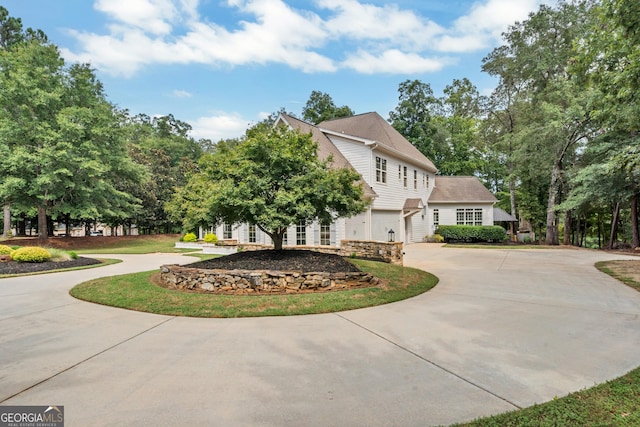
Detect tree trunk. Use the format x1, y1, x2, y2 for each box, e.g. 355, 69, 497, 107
608, 201, 620, 250
545, 163, 561, 245
2, 204, 10, 238
37, 205, 48, 241
271, 232, 284, 251
631, 194, 639, 249
563, 210, 571, 245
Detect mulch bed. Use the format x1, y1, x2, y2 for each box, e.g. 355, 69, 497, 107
187, 249, 362, 273
0, 257, 101, 275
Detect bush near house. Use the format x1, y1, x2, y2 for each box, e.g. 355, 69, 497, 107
11, 247, 51, 263
203, 233, 218, 244
436, 225, 507, 243
182, 232, 197, 242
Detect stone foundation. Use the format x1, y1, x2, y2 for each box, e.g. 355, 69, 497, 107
159, 265, 379, 294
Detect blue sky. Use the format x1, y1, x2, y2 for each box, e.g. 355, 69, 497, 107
3, 0, 553, 141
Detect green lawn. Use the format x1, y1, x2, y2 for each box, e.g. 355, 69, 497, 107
72, 234, 191, 254
69, 259, 438, 317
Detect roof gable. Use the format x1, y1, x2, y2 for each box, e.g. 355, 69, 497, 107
277, 113, 377, 198
318, 112, 437, 173
429, 176, 497, 203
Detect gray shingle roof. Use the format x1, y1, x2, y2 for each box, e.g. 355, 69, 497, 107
493, 207, 517, 222
318, 112, 437, 173
279, 114, 377, 199
429, 176, 497, 203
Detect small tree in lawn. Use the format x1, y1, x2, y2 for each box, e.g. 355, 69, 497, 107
168, 126, 369, 250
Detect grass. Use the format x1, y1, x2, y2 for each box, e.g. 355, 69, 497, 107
454, 258, 640, 427
596, 260, 640, 293
72, 234, 191, 254
69, 259, 438, 317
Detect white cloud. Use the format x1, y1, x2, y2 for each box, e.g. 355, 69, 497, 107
190, 112, 250, 141
62, 0, 553, 77
343, 49, 452, 74
94, 0, 178, 35
172, 89, 192, 98
439, 0, 550, 52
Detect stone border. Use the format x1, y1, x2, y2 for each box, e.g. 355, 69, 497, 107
159, 264, 379, 294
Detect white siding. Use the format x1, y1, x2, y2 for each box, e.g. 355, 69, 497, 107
344, 211, 368, 241
428, 203, 495, 235
405, 208, 429, 243
328, 136, 372, 183
371, 210, 402, 242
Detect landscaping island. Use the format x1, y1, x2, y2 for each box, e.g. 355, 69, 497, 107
160, 250, 379, 294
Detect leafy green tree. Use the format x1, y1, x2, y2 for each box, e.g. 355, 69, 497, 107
302, 91, 354, 125
168, 126, 368, 250
0, 36, 141, 239
432, 78, 486, 176
572, 0, 640, 247
482, 1, 595, 245
122, 113, 203, 233
389, 80, 445, 164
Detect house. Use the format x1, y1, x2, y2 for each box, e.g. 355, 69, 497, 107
205, 112, 497, 246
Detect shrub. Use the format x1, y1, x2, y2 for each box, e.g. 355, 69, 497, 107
203, 233, 218, 244
11, 246, 51, 263
0, 244, 12, 255
432, 234, 444, 243
436, 225, 507, 243
46, 248, 77, 262
69, 251, 78, 260
183, 232, 198, 242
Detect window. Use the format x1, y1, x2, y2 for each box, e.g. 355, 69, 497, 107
296, 221, 306, 245
282, 231, 288, 245
426, 175, 429, 188
223, 223, 232, 239
320, 223, 331, 246
248, 224, 256, 243
456, 208, 483, 225
403, 166, 408, 188
474, 209, 483, 226
398, 164, 402, 179
433, 209, 439, 227
413, 170, 417, 189
375, 156, 387, 183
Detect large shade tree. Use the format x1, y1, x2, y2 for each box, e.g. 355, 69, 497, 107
168, 125, 368, 250
0, 32, 141, 239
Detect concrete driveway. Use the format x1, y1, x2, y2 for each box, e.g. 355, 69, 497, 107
1, 246, 639, 426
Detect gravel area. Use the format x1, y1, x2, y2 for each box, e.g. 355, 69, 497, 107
0, 257, 101, 275
186, 250, 362, 273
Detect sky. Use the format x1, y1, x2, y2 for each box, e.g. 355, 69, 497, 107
3, 0, 554, 141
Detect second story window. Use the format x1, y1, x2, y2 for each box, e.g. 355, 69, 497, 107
414, 170, 417, 189
403, 166, 408, 188
375, 156, 387, 183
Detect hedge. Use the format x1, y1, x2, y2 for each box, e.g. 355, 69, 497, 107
436, 225, 507, 243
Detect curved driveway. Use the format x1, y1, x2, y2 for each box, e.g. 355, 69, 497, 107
1, 246, 640, 426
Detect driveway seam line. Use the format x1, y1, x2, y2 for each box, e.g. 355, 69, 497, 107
0, 316, 176, 404
0, 302, 80, 322
334, 312, 523, 410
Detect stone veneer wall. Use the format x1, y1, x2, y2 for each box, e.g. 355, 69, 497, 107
161, 240, 401, 295
159, 265, 378, 294
338, 240, 404, 265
